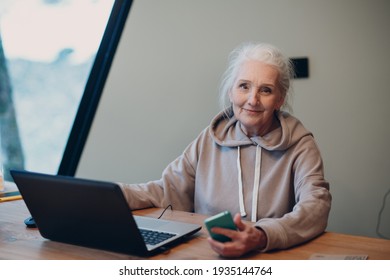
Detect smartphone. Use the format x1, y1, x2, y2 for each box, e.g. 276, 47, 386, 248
0, 190, 22, 202
204, 211, 237, 242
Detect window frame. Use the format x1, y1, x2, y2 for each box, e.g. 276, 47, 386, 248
57, 0, 133, 176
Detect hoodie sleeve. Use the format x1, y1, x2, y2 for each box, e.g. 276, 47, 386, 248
255, 135, 332, 251
118, 136, 201, 212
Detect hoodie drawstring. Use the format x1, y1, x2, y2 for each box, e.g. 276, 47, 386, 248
252, 145, 262, 222
237, 145, 262, 222
237, 146, 247, 218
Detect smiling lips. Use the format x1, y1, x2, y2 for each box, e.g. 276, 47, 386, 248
242, 108, 263, 114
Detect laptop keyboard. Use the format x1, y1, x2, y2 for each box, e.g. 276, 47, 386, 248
139, 229, 176, 245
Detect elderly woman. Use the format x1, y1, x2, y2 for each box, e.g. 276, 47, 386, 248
120, 42, 331, 257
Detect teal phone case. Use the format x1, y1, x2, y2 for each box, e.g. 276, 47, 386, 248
204, 211, 237, 242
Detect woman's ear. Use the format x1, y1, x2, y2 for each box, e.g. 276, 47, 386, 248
276, 94, 285, 110
277, 100, 284, 110
228, 90, 233, 102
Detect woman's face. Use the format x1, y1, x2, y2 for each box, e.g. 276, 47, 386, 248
229, 60, 284, 137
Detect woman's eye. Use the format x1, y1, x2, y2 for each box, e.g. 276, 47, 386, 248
261, 87, 272, 94
238, 83, 249, 90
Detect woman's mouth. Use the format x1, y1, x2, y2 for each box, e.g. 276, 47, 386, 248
242, 108, 262, 114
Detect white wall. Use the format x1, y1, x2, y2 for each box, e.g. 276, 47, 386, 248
76, 0, 390, 239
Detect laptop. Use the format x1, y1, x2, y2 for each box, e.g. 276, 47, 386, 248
10, 169, 201, 256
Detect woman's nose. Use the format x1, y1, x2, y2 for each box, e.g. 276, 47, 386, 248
248, 90, 260, 106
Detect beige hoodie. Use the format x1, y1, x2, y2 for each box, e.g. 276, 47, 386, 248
120, 110, 331, 251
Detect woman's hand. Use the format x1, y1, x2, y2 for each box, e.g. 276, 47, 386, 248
207, 213, 267, 257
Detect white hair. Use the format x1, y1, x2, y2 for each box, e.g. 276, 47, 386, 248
219, 42, 294, 112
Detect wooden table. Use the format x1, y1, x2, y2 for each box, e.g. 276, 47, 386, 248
1, 199, 389, 260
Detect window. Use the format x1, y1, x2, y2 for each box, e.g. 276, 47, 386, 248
0, 0, 114, 180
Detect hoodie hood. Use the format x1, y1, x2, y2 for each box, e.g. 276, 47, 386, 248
209, 108, 312, 151
210, 109, 314, 221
